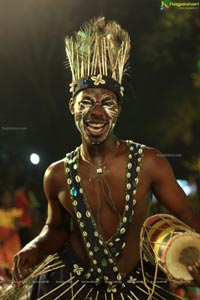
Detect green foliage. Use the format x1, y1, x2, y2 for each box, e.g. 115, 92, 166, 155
139, 10, 200, 149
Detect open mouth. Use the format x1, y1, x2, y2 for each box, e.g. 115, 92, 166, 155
85, 121, 108, 135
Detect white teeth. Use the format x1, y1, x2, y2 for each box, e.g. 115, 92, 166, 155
88, 127, 103, 133
86, 122, 106, 134
88, 123, 104, 128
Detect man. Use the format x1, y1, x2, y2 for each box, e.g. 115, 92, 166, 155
12, 17, 200, 300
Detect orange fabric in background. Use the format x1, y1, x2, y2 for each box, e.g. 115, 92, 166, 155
15, 193, 32, 228
0, 227, 21, 270
0, 208, 22, 271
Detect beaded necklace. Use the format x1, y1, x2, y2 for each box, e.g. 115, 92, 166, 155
80, 139, 120, 175
64, 140, 145, 291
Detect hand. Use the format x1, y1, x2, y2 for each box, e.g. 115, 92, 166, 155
169, 262, 200, 292
188, 262, 200, 285
12, 245, 42, 288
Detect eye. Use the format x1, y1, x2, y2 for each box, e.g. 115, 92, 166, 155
80, 99, 93, 106
102, 99, 117, 108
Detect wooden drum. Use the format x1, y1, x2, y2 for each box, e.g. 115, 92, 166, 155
140, 214, 200, 281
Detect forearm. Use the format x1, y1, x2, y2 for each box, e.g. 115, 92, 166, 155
178, 210, 200, 234
23, 224, 68, 256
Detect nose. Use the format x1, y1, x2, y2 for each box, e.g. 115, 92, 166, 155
90, 103, 105, 117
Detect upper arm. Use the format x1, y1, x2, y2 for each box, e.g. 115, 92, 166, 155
43, 162, 69, 230
145, 148, 200, 232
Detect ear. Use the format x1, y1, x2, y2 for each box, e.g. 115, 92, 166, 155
69, 98, 75, 115
117, 103, 122, 116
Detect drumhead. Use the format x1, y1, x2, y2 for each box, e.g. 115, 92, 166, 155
165, 232, 200, 281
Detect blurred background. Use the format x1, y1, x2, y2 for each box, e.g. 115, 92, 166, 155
0, 0, 200, 231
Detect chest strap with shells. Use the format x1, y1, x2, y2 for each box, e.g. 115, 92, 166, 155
64, 141, 145, 286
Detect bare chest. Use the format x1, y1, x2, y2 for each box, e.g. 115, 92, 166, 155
79, 159, 126, 214
61, 146, 150, 240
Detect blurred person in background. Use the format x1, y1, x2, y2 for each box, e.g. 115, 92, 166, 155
14, 177, 33, 247
0, 189, 22, 280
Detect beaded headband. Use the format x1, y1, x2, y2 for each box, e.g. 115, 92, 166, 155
65, 17, 131, 99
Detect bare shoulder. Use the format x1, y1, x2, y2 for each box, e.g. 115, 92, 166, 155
142, 146, 166, 167
142, 146, 175, 181
44, 158, 66, 198
44, 158, 65, 179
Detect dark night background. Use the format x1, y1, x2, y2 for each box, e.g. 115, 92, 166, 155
0, 0, 200, 200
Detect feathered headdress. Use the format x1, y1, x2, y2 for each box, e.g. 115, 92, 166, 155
65, 17, 131, 99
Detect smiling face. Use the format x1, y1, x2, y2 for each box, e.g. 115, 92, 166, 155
69, 88, 121, 145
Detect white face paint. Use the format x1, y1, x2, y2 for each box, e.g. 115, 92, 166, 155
72, 89, 121, 144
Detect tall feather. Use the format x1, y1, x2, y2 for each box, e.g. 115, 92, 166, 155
65, 17, 131, 84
